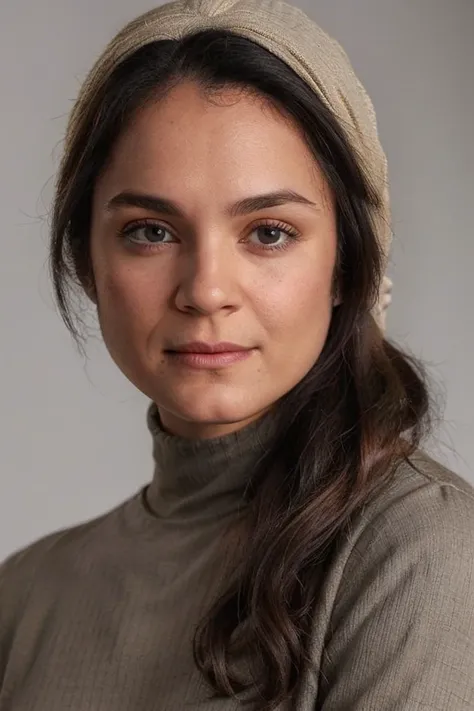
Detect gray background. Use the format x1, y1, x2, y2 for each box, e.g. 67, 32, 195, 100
0, 0, 472, 561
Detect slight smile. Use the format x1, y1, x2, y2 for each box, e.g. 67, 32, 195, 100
165, 342, 256, 370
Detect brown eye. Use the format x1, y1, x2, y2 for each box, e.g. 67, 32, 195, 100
246, 221, 301, 252
254, 226, 285, 246
123, 222, 174, 245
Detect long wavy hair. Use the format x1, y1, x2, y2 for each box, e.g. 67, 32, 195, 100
50, 30, 431, 711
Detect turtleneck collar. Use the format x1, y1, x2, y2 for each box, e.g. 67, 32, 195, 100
145, 403, 279, 522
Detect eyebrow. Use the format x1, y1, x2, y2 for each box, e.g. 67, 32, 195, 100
105, 189, 320, 218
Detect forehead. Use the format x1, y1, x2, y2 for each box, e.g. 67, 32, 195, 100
98, 81, 326, 200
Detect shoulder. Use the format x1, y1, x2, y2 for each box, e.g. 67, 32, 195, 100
315, 452, 474, 709
316, 461, 474, 708
360, 449, 474, 544
0, 498, 129, 627
1, 519, 98, 587
337, 450, 474, 602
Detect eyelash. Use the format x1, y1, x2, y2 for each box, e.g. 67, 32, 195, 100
118, 218, 302, 254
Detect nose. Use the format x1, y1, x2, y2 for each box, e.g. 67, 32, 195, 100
174, 239, 240, 316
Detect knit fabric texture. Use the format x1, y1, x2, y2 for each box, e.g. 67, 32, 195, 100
1, 405, 474, 709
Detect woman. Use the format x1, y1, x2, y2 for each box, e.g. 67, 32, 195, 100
1, 0, 473, 709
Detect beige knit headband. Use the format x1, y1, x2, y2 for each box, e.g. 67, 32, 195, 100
65, 0, 393, 329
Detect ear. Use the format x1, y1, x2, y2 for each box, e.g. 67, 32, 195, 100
332, 281, 343, 307
80, 274, 98, 305
372, 275, 393, 332
331, 267, 342, 307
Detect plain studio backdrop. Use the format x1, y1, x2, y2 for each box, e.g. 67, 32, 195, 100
0, 0, 473, 561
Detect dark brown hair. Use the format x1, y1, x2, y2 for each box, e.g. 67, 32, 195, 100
50, 30, 431, 711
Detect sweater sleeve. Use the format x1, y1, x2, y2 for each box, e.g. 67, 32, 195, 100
0, 547, 32, 686
0, 531, 68, 687
318, 481, 474, 711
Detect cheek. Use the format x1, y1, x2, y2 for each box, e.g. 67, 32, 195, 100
92, 252, 168, 341
260, 249, 336, 348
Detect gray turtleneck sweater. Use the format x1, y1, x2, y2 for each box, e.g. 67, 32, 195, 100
1, 406, 474, 710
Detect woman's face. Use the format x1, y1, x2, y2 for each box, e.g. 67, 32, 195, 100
90, 81, 338, 439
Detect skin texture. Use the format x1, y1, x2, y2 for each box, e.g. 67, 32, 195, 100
90, 81, 339, 439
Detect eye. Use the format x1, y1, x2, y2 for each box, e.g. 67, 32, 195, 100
121, 221, 174, 245
118, 218, 301, 253
246, 221, 301, 252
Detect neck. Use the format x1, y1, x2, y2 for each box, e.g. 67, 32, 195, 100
156, 407, 274, 441
145, 403, 279, 523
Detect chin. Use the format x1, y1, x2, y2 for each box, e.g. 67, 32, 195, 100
167, 397, 257, 425
155, 386, 273, 436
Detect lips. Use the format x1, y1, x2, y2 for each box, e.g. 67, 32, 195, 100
164, 342, 255, 370
167, 342, 251, 354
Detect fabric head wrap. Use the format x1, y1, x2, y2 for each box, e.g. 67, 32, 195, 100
64, 0, 393, 328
